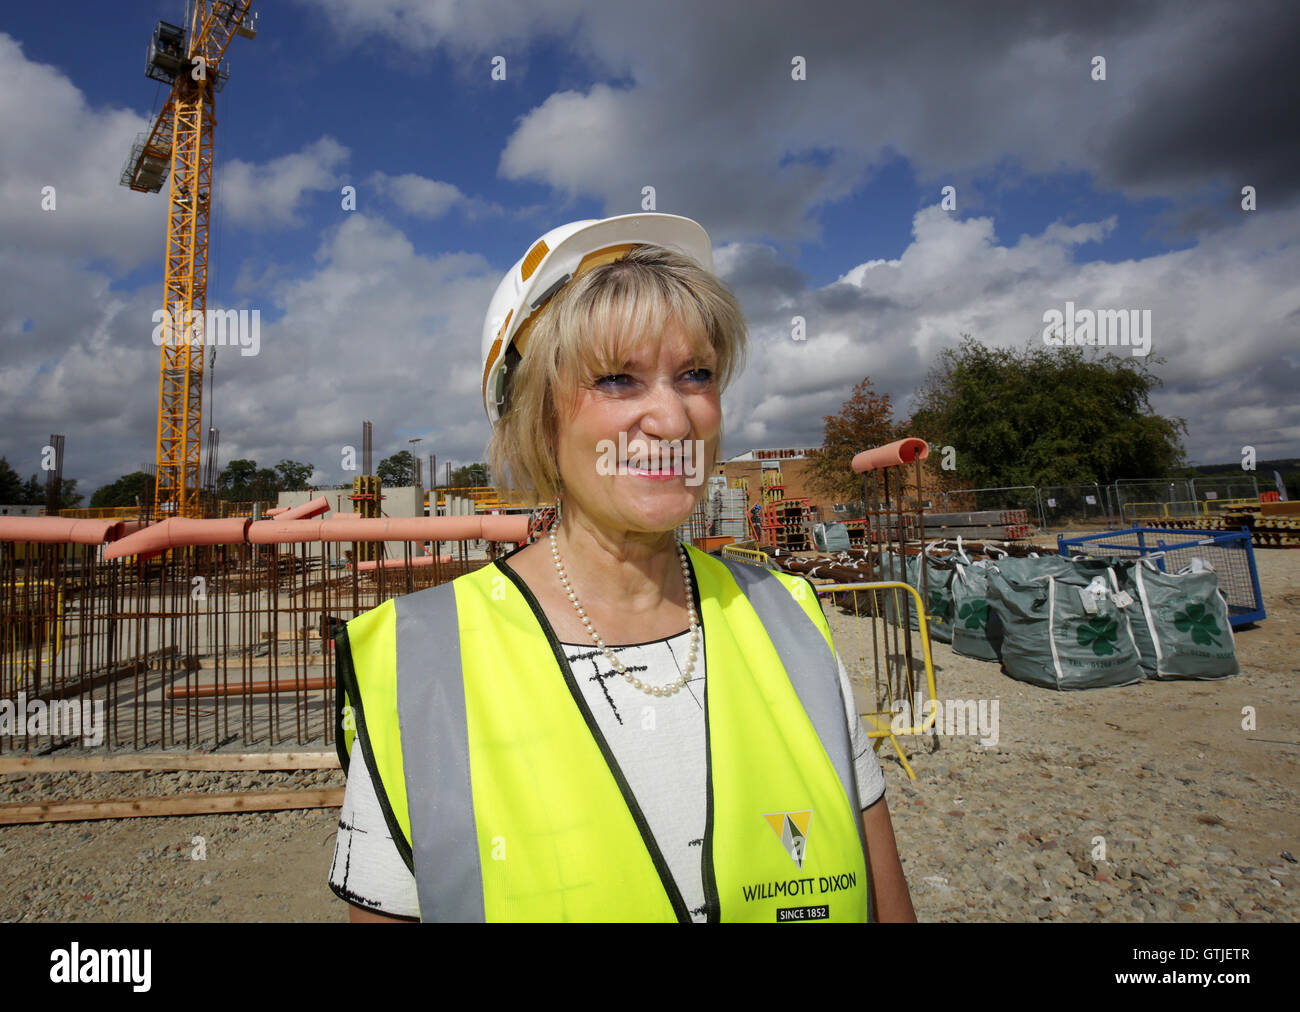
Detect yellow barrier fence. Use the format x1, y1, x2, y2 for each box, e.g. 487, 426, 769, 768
1, 579, 64, 688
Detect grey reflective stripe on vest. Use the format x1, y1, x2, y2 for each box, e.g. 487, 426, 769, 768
393, 558, 863, 923
393, 583, 486, 923
718, 557, 869, 858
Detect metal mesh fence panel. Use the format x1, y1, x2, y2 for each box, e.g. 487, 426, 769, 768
1038, 482, 1112, 531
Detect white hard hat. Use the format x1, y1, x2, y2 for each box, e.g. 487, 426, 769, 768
480, 213, 714, 426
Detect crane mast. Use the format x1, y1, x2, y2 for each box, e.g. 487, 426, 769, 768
121, 1, 257, 517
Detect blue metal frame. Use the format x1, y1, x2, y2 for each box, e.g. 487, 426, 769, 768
1057, 526, 1266, 626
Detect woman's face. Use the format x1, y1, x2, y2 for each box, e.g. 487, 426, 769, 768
554, 317, 721, 543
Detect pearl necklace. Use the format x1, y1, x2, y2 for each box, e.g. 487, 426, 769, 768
549, 529, 700, 696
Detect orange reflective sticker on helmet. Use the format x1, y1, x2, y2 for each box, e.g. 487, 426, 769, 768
520, 240, 549, 282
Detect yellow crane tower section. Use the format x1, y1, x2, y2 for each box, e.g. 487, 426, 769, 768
121, 2, 257, 517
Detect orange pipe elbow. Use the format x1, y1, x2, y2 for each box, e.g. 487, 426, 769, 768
851, 438, 930, 474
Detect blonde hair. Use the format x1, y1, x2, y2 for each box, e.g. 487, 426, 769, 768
487, 243, 748, 502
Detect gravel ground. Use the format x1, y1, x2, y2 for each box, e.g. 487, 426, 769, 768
1, 543, 1296, 922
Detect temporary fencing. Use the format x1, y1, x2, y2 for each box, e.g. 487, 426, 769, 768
934, 477, 1268, 533
1037, 482, 1113, 529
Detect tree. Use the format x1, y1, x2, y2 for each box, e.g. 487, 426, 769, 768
908, 335, 1187, 489
251, 468, 279, 501
0, 457, 23, 503
91, 471, 153, 508
377, 451, 416, 487
275, 459, 314, 491
1, 459, 83, 509
54, 478, 83, 509
218, 459, 259, 500
448, 463, 490, 488
806, 379, 905, 506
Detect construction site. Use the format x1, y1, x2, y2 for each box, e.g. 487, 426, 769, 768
1, 3, 1296, 928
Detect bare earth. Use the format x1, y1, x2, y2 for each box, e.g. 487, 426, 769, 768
2, 544, 1296, 923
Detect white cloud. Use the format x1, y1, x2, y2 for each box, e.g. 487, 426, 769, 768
0, 33, 166, 271
368, 171, 503, 220
221, 137, 350, 229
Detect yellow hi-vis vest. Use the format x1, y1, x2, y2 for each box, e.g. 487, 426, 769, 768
336, 544, 871, 923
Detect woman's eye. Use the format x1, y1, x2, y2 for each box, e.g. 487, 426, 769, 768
684, 368, 714, 384
594, 374, 633, 388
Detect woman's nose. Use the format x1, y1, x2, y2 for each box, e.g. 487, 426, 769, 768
638, 379, 691, 441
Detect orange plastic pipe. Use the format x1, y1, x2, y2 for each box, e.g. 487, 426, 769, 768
274, 495, 331, 521
851, 437, 930, 474
247, 514, 528, 544
13, 513, 529, 555
168, 677, 331, 699
0, 517, 123, 545
104, 517, 251, 560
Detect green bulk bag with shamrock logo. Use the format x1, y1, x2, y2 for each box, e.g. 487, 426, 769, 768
906, 544, 958, 644
986, 568, 1143, 690
1117, 557, 1238, 680
951, 558, 1004, 661
872, 547, 955, 644
873, 550, 916, 632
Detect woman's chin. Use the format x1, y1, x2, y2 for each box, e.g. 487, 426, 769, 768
613, 496, 700, 534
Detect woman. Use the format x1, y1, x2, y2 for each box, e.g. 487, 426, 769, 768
329, 213, 915, 922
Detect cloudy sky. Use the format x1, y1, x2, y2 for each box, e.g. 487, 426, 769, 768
1, 0, 1297, 499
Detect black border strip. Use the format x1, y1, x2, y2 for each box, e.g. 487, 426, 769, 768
495, 556, 692, 923
334, 622, 415, 873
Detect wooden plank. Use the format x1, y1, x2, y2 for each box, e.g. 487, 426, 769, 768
0, 787, 344, 825
0, 751, 340, 774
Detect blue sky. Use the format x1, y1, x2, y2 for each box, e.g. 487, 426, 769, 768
1, 0, 1297, 498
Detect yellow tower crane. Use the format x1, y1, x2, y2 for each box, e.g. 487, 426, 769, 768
121, 2, 257, 518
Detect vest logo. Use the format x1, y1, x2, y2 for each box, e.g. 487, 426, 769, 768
764, 810, 813, 869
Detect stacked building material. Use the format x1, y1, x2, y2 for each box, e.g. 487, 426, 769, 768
676, 497, 709, 545
921, 509, 1031, 541
761, 469, 785, 504
862, 515, 925, 544
761, 497, 813, 551
711, 487, 749, 539
1192, 500, 1300, 547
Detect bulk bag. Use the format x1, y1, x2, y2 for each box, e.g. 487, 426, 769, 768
951, 553, 1006, 661
813, 522, 852, 553
986, 568, 1143, 690
1116, 557, 1238, 680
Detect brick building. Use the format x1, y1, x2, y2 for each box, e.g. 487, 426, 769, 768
711, 447, 946, 525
